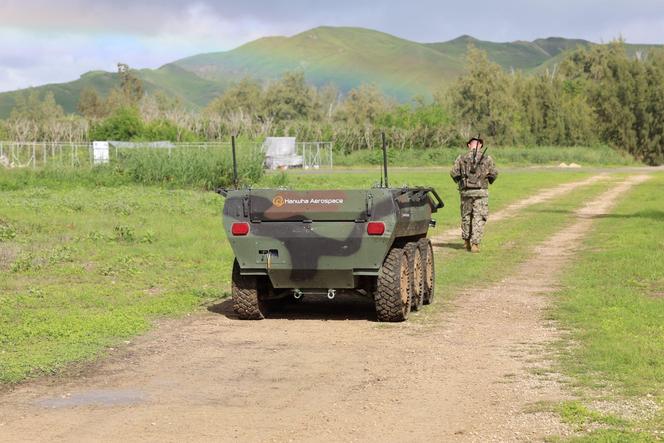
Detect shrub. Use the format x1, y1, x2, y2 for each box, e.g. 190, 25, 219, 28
140, 119, 197, 142
90, 107, 144, 141
113, 144, 264, 190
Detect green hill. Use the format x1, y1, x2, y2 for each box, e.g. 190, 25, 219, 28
425, 36, 592, 71
173, 27, 465, 100
0, 26, 660, 118
0, 65, 224, 118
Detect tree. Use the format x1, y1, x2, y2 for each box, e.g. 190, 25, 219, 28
336, 84, 391, 125
0, 120, 8, 140
447, 46, 518, 143
317, 83, 341, 120
118, 63, 144, 105
140, 91, 185, 123
263, 71, 317, 121
78, 87, 106, 119
644, 48, 664, 164
97, 63, 146, 115
7, 90, 65, 141
560, 41, 663, 164
206, 78, 263, 118
10, 90, 64, 123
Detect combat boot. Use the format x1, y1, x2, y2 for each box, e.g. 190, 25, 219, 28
464, 239, 471, 251
471, 243, 480, 253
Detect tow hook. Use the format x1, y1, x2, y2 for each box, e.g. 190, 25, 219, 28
327, 289, 336, 300
293, 289, 303, 300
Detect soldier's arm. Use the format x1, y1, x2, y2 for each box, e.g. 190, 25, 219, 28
487, 156, 498, 184
450, 156, 462, 182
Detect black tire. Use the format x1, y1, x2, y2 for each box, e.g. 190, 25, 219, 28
418, 238, 435, 305
404, 242, 424, 311
232, 260, 268, 320
375, 248, 411, 322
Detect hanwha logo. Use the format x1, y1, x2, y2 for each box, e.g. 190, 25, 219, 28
272, 195, 285, 207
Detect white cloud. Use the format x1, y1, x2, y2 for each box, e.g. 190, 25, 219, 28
1, 0, 664, 92
596, 17, 664, 44
0, 2, 304, 91
152, 2, 293, 51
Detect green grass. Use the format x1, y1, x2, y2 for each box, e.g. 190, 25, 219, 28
0, 168, 591, 384
0, 186, 234, 383
333, 145, 639, 167
1, 162, 661, 442
562, 429, 658, 443
558, 401, 628, 429
547, 172, 664, 439
532, 401, 654, 443
422, 177, 616, 314
0, 146, 264, 192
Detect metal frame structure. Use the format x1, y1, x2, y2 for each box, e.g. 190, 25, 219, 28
297, 142, 334, 170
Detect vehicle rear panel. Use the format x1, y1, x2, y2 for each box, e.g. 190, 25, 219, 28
222, 188, 436, 289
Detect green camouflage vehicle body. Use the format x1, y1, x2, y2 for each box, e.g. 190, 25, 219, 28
222, 185, 443, 321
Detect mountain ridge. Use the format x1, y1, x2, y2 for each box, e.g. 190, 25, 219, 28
0, 26, 660, 118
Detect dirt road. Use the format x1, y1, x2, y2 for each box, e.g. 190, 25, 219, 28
0, 175, 649, 442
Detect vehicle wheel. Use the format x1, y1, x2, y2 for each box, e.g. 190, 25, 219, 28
232, 260, 268, 320
404, 242, 424, 311
418, 238, 435, 305
375, 248, 411, 322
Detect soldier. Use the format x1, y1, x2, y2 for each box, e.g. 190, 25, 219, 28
450, 137, 498, 253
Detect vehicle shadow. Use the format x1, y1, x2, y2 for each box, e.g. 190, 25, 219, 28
207, 294, 378, 322
207, 299, 235, 316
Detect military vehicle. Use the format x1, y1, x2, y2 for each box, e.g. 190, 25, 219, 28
218, 135, 444, 322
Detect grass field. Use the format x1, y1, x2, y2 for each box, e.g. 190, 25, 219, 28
1, 167, 662, 442
0, 169, 589, 383
417, 171, 664, 441
0, 145, 264, 192
426, 178, 618, 310
549, 173, 664, 441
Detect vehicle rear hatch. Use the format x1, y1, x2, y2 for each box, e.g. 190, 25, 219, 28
248, 189, 369, 222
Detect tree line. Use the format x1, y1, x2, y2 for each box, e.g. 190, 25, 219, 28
1, 42, 662, 165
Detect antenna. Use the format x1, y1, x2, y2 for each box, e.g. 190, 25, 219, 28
472, 134, 479, 163
231, 135, 239, 189
471, 133, 481, 173
381, 132, 389, 188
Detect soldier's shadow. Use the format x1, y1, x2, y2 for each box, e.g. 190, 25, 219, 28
532, 209, 664, 221
431, 241, 466, 250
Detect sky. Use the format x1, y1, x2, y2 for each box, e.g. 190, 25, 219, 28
1, 0, 664, 92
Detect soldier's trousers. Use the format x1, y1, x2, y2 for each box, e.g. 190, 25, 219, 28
460, 195, 489, 245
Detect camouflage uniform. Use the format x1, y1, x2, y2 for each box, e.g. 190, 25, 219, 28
450, 149, 498, 245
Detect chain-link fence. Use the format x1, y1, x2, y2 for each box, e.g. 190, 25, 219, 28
0, 141, 268, 170
0, 141, 92, 169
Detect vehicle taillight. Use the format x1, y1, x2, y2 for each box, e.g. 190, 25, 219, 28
231, 222, 250, 236
367, 221, 385, 235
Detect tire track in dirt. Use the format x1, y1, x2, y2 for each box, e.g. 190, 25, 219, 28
0, 175, 649, 443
